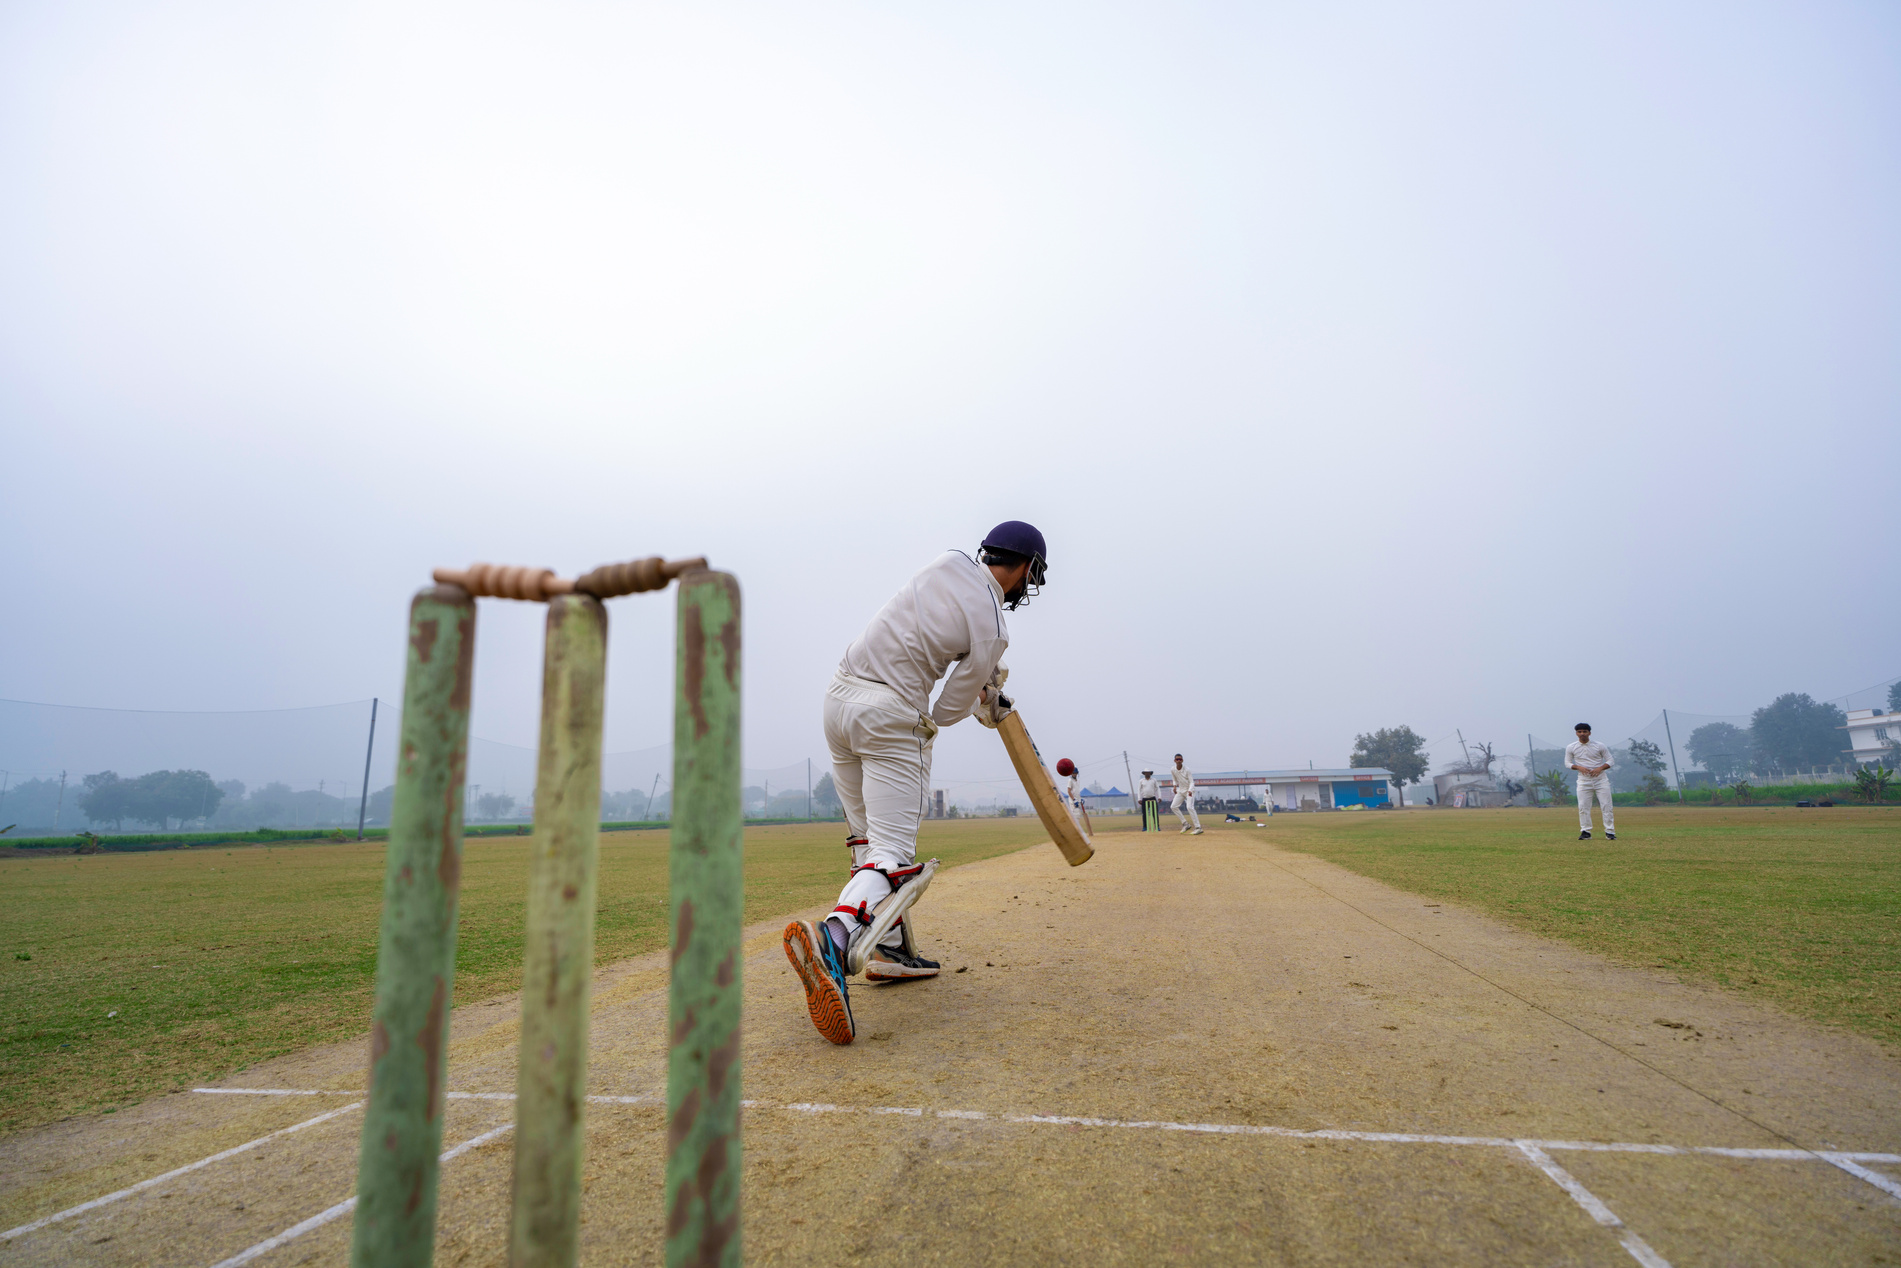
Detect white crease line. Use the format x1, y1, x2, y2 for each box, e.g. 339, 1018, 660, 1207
207, 1122, 516, 1268
194, 1088, 658, 1107
1, 1102, 364, 1243
180, 1088, 1901, 1164
194, 1095, 357, 1102
1516, 1142, 1672, 1268
207, 1196, 355, 1268
1820, 1153, 1901, 1202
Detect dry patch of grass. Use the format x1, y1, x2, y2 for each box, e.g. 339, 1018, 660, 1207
0, 818, 1045, 1134
1255, 805, 1901, 1047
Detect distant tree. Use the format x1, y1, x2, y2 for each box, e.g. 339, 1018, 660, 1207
79, 772, 131, 830
1685, 722, 1750, 782
366, 784, 395, 824
129, 770, 223, 829
1890, 681, 1901, 713
1533, 769, 1570, 805
476, 792, 516, 821
113, 770, 221, 830
3, 777, 68, 828
1852, 765, 1894, 803
812, 772, 839, 815
1626, 738, 1666, 776
1750, 693, 1848, 773
1350, 726, 1430, 790
248, 782, 298, 827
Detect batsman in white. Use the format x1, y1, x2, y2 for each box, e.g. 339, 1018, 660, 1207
1170, 753, 1204, 834
1057, 757, 1081, 806
1565, 722, 1616, 840
783, 521, 1048, 1046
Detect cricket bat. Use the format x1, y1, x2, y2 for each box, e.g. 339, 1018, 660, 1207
998, 710, 1094, 867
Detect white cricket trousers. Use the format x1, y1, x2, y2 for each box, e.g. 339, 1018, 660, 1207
824, 671, 936, 942
1171, 789, 1201, 829
1576, 776, 1614, 833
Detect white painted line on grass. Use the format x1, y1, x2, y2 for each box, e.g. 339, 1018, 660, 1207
1820, 1153, 1901, 1202
206, 1122, 516, 1268
1, 1102, 364, 1243
1516, 1142, 1672, 1268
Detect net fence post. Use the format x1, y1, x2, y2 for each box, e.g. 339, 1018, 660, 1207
510, 595, 608, 1266
352, 585, 475, 1267
1662, 709, 1686, 803
357, 697, 380, 841
665, 570, 743, 1268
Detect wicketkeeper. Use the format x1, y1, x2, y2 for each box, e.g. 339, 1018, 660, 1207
783, 521, 1048, 1045
1171, 753, 1203, 834
1565, 722, 1616, 840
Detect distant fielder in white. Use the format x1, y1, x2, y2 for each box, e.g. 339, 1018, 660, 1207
1565, 722, 1616, 840
781, 520, 1048, 1046
1170, 753, 1203, 834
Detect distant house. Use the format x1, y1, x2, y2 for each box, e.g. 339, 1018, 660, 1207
1844, 709, 1899, 766
1431, 770, 1512, 808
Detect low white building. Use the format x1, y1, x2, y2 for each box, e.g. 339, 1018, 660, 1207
1844, 709, 1899, 765
1162, 769, 1396, 810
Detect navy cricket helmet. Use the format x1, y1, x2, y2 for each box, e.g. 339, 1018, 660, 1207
980, 520, 1048, 608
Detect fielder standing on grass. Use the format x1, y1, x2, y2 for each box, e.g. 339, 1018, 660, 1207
782, 521, 1048, 1046
1566, 722, 1616, 840
1170, 753, 1203, 834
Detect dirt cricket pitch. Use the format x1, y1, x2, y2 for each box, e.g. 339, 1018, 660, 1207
3, 813, 1899, 1265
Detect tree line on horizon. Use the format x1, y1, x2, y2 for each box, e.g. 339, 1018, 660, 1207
0, 768, 765, 834
1338, 684, 1897, 798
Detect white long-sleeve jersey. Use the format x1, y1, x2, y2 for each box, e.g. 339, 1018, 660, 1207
1171, 766, 1195, 794
839, 551, 1010, 729
1137, 777, 1159, 799
1565, 740, 1613, 776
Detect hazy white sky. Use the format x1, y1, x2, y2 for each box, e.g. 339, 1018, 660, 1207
3, 1, 1897, 794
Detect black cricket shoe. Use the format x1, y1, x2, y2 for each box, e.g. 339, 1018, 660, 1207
1606, 832, 1616, 840
864, 943, 941, 982
1579, 830, 1592, 840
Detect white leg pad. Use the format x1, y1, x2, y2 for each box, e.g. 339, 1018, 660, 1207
847, 858, 939, 977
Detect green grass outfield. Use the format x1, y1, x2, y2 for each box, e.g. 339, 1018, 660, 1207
0, 819, 1046, 1134
1242, 804, 1901, 1050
